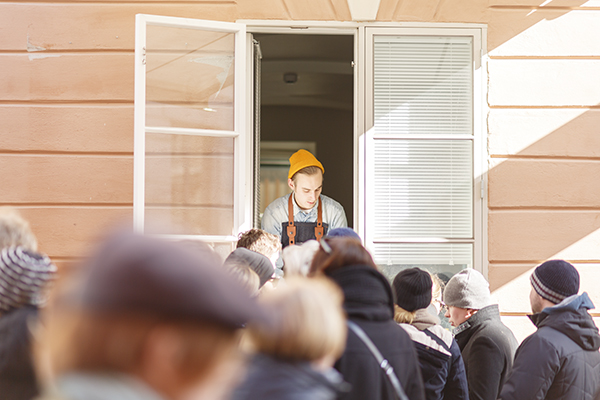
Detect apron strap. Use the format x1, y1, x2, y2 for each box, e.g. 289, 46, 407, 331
287, 194, 324, 246
287, 195, 296, 246
315, 197, 324, 241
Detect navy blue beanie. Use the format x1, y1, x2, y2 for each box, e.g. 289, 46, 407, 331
326, 227, 360, 240
531, 260, 579, 304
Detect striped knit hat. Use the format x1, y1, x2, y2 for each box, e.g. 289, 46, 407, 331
530, 260, 579, 304
0, 246, 57, 313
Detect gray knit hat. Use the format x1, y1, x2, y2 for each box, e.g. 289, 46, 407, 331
0, 246, 57, 312
443, 269, 491, 310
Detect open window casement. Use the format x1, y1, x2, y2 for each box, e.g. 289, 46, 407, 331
363, 27, 485, 280
134, 15, 252, 253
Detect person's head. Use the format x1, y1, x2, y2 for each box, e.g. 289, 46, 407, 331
0, 207, 38, 251
326, 227, 361, 241
281, 240, 320, 277
530, 259, 580, 314
236, 229, 281, 266
430, 273, 445, 313
287, 150, 324, 211
40, 231, 265, 400
443, 269, 491, 328
224, 248, 275, 288
226, 265, 260, 297
0, 246, 56, 315
309, 237, 376, 276
246, 276, 346, 368
392, 268, 432, 324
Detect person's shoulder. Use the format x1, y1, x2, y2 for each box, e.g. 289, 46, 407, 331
264, 194, 290, 212
320, 194, 345, 211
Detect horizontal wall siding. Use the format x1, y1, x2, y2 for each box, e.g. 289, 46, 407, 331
0, 1, 239, 264
487, 0, 600, 339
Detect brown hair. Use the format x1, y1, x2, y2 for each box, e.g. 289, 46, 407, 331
246, 277, 346, 362
291, 166, 323, 183
309, 237, 377, 276
236, 229, 281, 258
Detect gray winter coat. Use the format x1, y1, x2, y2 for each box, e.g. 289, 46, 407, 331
499, 292, 600, 400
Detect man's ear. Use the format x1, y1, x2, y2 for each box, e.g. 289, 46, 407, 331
288, 178, 295, 191
466, 309, 477, 318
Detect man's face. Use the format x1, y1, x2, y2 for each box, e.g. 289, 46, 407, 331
530, 286, 544, 314
445, 305, 474, 327
288, 172, 323, 210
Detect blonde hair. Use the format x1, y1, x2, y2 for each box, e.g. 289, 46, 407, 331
431, 272, 445, 302
282, 240, 320, 277
394, 305, 417, 324
0, 207, 37, 251
247, 277, 346, 362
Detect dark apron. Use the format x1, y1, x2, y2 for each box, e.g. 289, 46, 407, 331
281, 194, 328, 248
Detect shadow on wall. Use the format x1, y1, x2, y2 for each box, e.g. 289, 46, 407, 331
487, 106, 600, 300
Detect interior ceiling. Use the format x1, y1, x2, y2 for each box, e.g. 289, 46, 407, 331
253, 34, 354, 111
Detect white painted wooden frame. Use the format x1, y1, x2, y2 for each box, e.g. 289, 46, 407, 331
363, 26, 487, 274
134, 14, 248, 243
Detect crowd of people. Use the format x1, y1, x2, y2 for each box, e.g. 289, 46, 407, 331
1, 207, 600, 400
0, 147, 599, 400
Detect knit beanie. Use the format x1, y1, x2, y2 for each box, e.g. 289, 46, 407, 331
0, 246, 57, 313
392, 268, 432, 312
443, 269, 491, 310
530, 259, 579, 304
326, 227, 360, 240
288, 149, 324, 179
224, 248, 275, 288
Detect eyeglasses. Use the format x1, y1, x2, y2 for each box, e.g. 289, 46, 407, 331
434, 299, 448, 313
320, 238, 333, 254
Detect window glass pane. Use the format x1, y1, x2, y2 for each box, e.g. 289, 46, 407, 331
145, 25, 234, 131
374, 242, 472, 283
144, 133, 234, 235
373, 36, 472, 136
374, 139, 473, 238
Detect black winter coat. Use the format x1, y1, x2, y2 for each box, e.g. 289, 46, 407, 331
453, 304, 517, 400
231, 354, 345, 400
0, 305, 40, 400
327, 265, 425, 400
499, 292, 600, 400
400, 309, 469, 400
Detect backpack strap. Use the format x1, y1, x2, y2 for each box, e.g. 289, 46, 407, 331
347, 321, 409, 400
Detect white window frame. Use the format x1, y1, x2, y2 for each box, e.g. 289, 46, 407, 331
363, 25, 488, 274
133, 17, 488, 273
133, 14, 251, 245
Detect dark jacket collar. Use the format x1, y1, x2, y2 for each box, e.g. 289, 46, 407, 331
327, 265, 394, 321
529, 292, 600, 351
453, 304, 500, 337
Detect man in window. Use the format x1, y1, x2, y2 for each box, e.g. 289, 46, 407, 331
261, 149, 347, 249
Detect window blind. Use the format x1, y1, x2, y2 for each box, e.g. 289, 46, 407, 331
370, 34, 474, 271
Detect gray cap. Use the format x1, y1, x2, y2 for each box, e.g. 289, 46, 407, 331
443, 269, 491, 310
74, 231, 267, 329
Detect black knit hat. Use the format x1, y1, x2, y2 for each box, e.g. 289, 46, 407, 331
531, 259, 579, 304
392, 268, 432, 312
0, 246, 57, 313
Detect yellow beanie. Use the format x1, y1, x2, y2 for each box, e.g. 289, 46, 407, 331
288, 149, 324, 179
